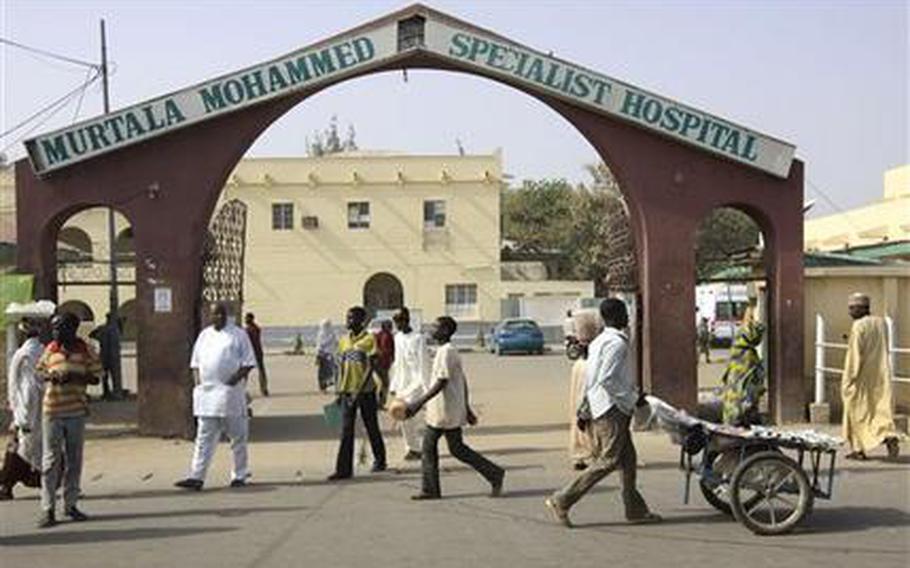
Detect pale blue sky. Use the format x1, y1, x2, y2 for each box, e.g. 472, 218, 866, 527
2, 0, 907, 217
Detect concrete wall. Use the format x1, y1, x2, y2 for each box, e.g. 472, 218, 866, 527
804, 266, 910, 413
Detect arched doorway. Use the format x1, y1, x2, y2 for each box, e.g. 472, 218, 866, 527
13, 5, 806, 435
363, 273, 404, 316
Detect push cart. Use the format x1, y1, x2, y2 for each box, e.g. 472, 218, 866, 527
645, 396, 841, 535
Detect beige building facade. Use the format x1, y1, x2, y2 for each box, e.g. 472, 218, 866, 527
2, 153, 593, 337
805, 164, 910, 251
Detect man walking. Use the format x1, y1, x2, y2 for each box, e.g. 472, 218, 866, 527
244, 312, 269, 397
374, 319, 395, 408
1, 318, 47, 500
406, 316, 504, 500
175, 303, 257, 490
327, 306, 387, 480
390, 307, 428, 461
841, 293, 901, 460
545, 299, 661, 527
35, 312, 102, 528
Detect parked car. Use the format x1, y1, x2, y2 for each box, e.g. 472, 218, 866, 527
488, 319, 545, 355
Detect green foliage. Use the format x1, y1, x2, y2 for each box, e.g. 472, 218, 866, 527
501, 178, 576, 255
695, 208, 761, 281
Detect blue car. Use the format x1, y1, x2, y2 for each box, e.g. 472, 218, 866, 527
489, 319, 545, 355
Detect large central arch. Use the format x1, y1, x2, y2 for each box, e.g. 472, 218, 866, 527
13, 4, 805, 436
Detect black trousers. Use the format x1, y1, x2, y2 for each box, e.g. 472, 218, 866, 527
334, 392, 386, 477
422, 426, 503, 497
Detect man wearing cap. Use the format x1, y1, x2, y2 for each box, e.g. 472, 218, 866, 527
1, 318, 48, 499
841, 293, 901, 460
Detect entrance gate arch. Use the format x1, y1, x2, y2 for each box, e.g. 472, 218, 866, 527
14, 5, 805, 436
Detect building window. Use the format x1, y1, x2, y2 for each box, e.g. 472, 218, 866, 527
272, 203, 294, 230
423, 200, 446, 229
348, 201, 370, 229
445, 284, 478, 318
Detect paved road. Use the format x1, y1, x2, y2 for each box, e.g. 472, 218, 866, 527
1, 352, 907, 567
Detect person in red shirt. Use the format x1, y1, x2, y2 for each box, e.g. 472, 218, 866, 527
374, 320, 395, 408
244, 313, 269, 397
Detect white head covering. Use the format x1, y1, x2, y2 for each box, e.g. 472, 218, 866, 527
316, 319, 337, 354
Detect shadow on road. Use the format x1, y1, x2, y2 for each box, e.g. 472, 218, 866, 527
803, 506, 910, 534
0, 526, 236, 546
90, 504, 308, 522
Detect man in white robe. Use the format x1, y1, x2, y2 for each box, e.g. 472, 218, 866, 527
1, 319, 46, 499
390, 307, 429, 461
175, 303, 257, 490
841, 293, 901, 460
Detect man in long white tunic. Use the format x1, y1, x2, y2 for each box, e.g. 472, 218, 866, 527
175, 303, 256, 490
841, 293, 900, 460
1, 319, 46, 499
390, 307, 428, 461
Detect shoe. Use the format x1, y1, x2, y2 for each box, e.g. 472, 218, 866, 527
229, 479, 247, 488
403, 450, 422, 462
490, 471, 505, 497
544, 497, 572, 528
326, 472, 351, 482
174, 478, 204, 491
845, 451, 868, 461
627, 512, 663, 525
371, 463, 387, 473
0, 485, 12, 501
411, 493, 441, 501
886, 437, 900, 459
37, 510, 57, 529
65, 506, 89, 522
573, 461, 588, 471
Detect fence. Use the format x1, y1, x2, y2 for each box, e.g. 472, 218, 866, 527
813, 314, 910, 404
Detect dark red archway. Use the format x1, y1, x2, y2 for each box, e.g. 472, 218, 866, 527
14, 5, 805, 436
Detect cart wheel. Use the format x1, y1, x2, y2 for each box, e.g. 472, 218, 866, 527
730, 451, 813, 535
700, 446, 776, 516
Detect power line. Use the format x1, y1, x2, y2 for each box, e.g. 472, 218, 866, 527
805, 177, 862, 234
0, 37, 98, 69
0, 69, 100, 140
1, 71, 101, 154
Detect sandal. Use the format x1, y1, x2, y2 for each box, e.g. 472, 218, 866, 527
845, 451, 868, 461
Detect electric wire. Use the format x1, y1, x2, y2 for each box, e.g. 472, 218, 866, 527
806, 176, 862, 235
0, 69, 100, 140
0, 37, 98, 69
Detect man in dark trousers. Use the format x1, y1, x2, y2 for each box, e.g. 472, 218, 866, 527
327, 307, 387, 480
244, 312, 269, 397
89, 313, 122, 400
545, 299, 661, 527
406, 316, 504, 500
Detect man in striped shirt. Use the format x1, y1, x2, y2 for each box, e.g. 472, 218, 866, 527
35, 312, 102, 528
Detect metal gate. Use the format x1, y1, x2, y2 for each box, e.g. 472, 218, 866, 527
200, 199, 247, 315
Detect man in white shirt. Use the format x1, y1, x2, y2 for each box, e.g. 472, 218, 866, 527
405, 316, 504, 500
389, 307, 428, 461
175, 303, 257, 490
0, 318, 47, 499
545, 299, 660, 527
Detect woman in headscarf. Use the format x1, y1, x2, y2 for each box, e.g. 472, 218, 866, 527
568, 309, 604, 470
718, 312, 766, 426
315, 319, 338, 392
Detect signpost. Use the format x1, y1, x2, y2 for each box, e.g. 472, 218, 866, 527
25, 7, 796, 179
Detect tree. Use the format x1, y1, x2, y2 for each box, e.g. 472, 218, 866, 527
694, 208, 762, 281
306, 115, 357, 157
501, 178, 576, 255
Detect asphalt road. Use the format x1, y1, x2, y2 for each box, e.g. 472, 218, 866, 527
1, 352, 907, 568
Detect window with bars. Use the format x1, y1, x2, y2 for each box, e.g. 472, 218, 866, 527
347, 201, 371, 229
271, 202, 294, 230
445, 284, 478, 318
423, 200, 446, 229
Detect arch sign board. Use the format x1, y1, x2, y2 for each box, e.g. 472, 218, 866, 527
25, 4, 795, 178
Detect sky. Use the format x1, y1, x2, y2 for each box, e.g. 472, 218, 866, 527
1, 0, 907, 217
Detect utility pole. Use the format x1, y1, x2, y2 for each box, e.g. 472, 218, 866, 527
101, 19, 123, 399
